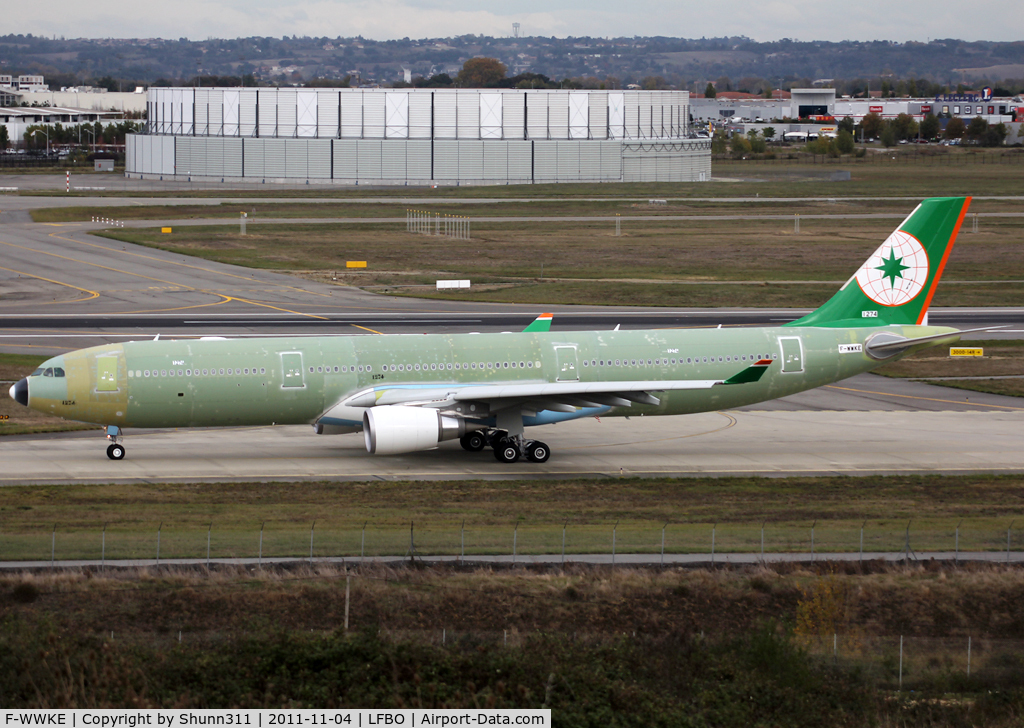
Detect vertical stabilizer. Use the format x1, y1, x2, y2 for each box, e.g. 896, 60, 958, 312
786, 196, 971, 327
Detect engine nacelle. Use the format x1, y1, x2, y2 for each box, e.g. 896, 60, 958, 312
363, 405, 468, 455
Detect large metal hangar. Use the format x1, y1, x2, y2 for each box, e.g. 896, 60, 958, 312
126, 87, 710, 185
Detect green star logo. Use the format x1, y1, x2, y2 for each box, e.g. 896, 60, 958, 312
875, 248, 911, 289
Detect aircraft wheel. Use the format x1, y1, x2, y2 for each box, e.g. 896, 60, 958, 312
494, 444, 520, 464
107, 443, 125, 460
460, 432, 487, 452
526, 441, 550, 463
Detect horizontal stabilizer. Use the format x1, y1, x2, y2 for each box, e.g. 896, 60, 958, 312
865, 325, 1005, 357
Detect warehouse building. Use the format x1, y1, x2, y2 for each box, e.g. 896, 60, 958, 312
126, 87, 711, 185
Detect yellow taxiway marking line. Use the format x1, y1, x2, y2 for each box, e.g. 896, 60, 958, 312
350, 324, 384, 335
54, 230, 332, 298
0, 263, 100, 304
1, 238, 329, 322
825, 384, 1024, 411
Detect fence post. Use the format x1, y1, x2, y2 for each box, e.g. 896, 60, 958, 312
156, 522, 162, 566
361, 521, 367, 563
794, 214, 800, 234
612, 520, 619, 565
51, 524, 56, 566
409, 520, 415, 558
258, 522, 264, 567
562, 519, 567, 565
207, 522, 212, 568
513, 522, 518, 564
761, 520, 766, 563
955, 518, 962, 565
711, 523, 717, 566
860, 521, 865, 563
1008, 520, 1015, 563
661, 523, 667, 565
309, 520, 315, 564
344, 570, 350, 632
811, 520, 816, 562
101, 522, 106, 567
899, 635, 904, 691
615, 213, 621, 237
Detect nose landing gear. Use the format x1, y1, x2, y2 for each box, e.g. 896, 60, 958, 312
105, 425, 126, 460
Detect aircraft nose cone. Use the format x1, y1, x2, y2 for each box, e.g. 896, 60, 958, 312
10, 378, 28, 407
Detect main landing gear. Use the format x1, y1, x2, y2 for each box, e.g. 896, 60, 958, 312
105, 425, 126, 460
459, 430, 551, 464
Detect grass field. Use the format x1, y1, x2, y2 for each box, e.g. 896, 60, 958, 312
92, 210, 1024, 307
3, 474, 1024, 562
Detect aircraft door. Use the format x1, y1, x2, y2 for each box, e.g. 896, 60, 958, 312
280, 352, 306, 389
96, 356, 119, 392
554, 346, 579, 382
778, 337, 804, 374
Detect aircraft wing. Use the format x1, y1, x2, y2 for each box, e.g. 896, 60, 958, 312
334, 359, 773, 415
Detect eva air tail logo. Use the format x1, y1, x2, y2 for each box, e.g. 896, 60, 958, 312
855, 230, 929, 306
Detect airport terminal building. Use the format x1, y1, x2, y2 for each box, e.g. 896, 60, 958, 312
126, 87, 710, 185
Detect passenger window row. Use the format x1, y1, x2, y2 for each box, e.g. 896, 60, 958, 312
129, 367, 267, 378
582, 353, 777, 367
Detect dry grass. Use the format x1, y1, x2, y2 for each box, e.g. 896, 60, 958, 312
4, 562, 1024, 640
95, 213, 1024, 307
2, 475, 1024, 561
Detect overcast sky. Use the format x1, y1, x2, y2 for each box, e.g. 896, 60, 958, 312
6, 0, 1020, 43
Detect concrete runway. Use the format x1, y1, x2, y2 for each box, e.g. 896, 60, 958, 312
2, 384, 1022, 484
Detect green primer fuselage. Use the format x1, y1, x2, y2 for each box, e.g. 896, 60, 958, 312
26, 323, 957, 432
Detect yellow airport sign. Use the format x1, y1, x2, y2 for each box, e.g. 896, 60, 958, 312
161, 227, 172, 234
346, 261, 367, 268
950, 348, 983, 357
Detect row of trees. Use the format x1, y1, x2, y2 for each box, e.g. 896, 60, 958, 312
17, 121, 143, 151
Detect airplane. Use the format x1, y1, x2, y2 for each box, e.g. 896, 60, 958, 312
9, 196, 985, 464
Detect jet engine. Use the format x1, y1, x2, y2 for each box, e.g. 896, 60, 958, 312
363, 405, 471, 455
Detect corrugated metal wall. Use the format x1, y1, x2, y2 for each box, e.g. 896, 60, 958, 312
145, 88, 691, 142
130, 134, 709, 183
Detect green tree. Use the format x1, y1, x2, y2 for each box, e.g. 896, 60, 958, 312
0, 125, 8, 150
762, 126, 776, 140
836, 129, 855, 154
747, 129, 767, 153
860, 112, 884, 139
704, 82, 716, 98
944, 117, 966, 140
837, 116, 855, 134
919, 113, 941, 140
966, 116, 988, 142
880, 124, 897, 147
456, 57, 507, 88
730, 133, 752, 155
891, 113, 919, 140
880, 80, 890, 98
711, 129, 727, 154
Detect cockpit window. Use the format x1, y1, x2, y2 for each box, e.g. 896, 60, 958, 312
43, 368, 54, 377
52, 367, 66, 378
30, 368, 45, 377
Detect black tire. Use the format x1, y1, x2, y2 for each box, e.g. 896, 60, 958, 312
107, 443, 125, 460
460, 432, 487, 452
526, 441, 551, 463
494, 444, 520, 463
